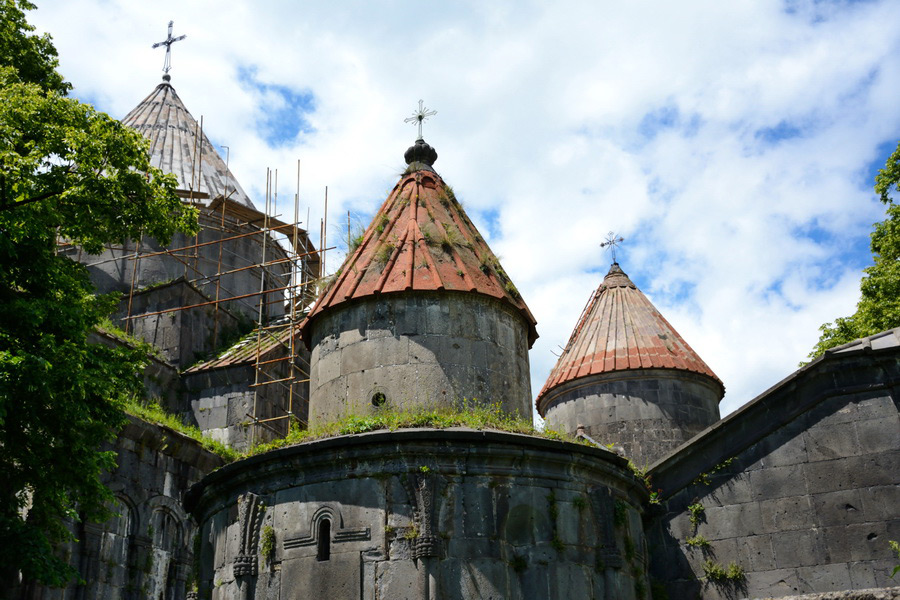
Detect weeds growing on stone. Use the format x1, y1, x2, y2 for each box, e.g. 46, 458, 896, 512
123, 397, 239, 461
247, 401, 577, 456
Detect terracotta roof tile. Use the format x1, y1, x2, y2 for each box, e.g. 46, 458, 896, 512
122, 81, 255, 209
537, 263, 723, 410
300, 166, 537, 347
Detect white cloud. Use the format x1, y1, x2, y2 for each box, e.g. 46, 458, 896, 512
29, 0, 900, 418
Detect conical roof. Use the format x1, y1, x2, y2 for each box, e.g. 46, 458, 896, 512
122, 79, 255, 208
300, 141, 537, 347
536, 263, 722, 409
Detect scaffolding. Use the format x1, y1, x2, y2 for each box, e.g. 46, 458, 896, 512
61, 156, 335, 447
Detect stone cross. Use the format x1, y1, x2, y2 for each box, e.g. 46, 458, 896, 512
152, 21, 186, 75
601, 231, 625, 263
404, 99, 437, 141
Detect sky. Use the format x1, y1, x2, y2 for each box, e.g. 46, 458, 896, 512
29, 0, 900, 418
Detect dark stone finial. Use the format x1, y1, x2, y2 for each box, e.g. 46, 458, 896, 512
162, 74, 171, 82
404, 138, 438, 168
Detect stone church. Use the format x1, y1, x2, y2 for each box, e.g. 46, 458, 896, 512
19, 71, 899, 600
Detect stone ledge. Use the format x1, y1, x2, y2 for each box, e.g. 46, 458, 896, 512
750, 586, 900, 600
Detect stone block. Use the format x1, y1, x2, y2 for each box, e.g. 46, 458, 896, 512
795, 562, 853, 591
749, 464, 807, 500
759, 496, 815, 533
805, 422, 862, 462
702, 502, 763, 540
375, 559, 419, 600
859, 485, 900, 521
856, 415, 900, 455
739, 533, 776, 572
811, 489, 870, 527
745, 567, 800, 598
771, 528, 827, 568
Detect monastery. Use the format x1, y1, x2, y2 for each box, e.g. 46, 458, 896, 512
18, 67, 900, 600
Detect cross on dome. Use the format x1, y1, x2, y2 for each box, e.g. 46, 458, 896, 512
600, 231, 625, 263
152, 20, 186, 79
404, 99, 437, 141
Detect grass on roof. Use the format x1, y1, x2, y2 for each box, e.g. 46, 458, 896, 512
123, 398, 239, 462
247, 401, 582, 456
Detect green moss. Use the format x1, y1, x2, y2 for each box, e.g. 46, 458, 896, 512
123, 398, 238, 461
248, 401, 584, 456
613, 500, 628, 528
509, 554, 527, 573
260, 526, 275, 565
572, 496, 587, 511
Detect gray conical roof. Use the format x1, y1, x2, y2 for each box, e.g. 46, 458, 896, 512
122, 80, 254, 208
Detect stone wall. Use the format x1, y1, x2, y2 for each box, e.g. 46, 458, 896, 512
74, 211, 291, 323
114, 279, 243, 369
645, 347, 900, 599
185, 429, 650, 600
308, 292, 532, 424
20, 416, 225, 600
540, 369, 721, 467
183, 352, 309, 452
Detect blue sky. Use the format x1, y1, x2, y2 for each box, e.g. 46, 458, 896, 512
30, 0, 900, 417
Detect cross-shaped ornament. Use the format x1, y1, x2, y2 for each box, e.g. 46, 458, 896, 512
404, 99, 437, 141
600, 231, 625, 263
152, 21, 186, 75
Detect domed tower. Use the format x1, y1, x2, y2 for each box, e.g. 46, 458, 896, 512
536, 262, 723, 466
300, 137, 538, 425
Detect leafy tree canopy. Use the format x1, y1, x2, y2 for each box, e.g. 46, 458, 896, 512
0, 0, 198, 587
808, 141, 900, 359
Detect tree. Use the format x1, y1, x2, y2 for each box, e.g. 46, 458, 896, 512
808, 141, 900, 359
0, 0, 198, 587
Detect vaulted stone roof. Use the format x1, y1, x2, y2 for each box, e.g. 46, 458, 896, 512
300, 141, 538, 347
537, 263, 723, 405
122, 79, 255, 208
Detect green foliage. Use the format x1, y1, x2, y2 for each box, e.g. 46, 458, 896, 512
572, 495, 587, 511
122, 398, 238, 461
613, 500, 628, 528
0, 3, 198, 585
685, 535, 710, 549
890, 540, 900, 578
509, 554, 527, 573
248, 401, 577, 455
374, 239, 396, 264
702, 560, 745, 583
623, 535, 636, 561
687, 502, 705, 528
809, 141, 900, 359
692, 457, 735, 486
260, 526, 275, 566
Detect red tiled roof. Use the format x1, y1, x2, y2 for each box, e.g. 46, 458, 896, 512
300, 168, 537, 347
536, 263, 723, 410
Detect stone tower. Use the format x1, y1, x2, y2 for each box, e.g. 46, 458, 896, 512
536, 262, 723, 466
300, 139, 538, 424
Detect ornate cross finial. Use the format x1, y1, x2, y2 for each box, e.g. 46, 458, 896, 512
600, 231, 625, 263
152, 21, 186, 76
404, 99, 437, 141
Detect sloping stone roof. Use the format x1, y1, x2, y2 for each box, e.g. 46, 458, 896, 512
122, 80, 255, 208
300, 148, 537, 347
537, 263, 723, 404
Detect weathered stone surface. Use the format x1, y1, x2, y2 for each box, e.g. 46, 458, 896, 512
542, 368, 722, 466
186, 429, 649, 600
646, 345, 900, 600
308, 292, 533, 423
